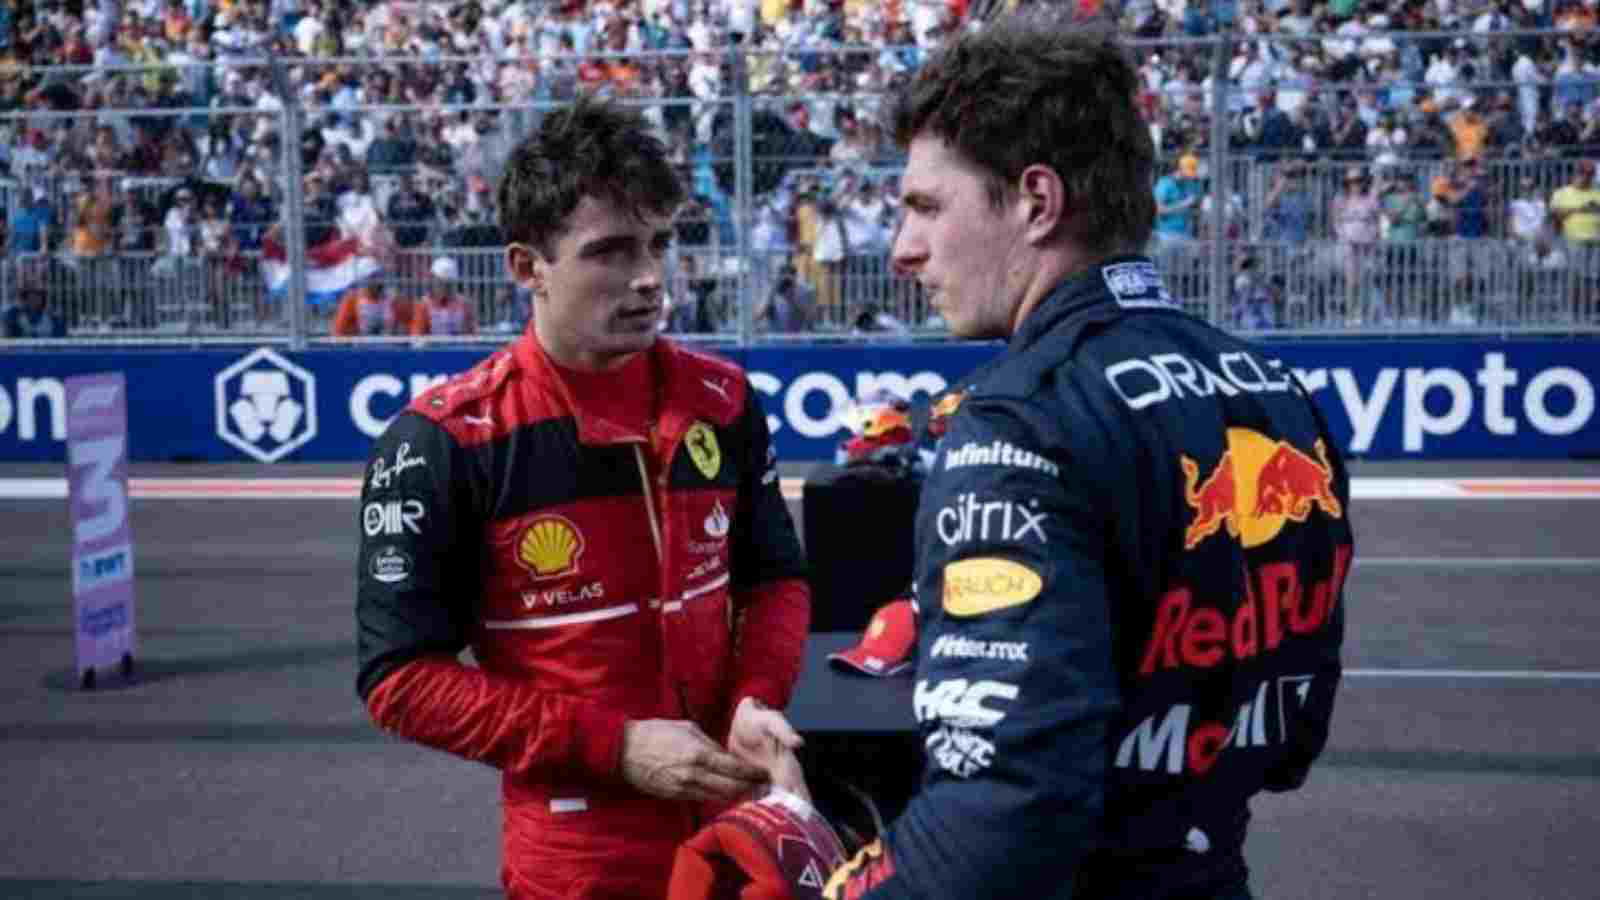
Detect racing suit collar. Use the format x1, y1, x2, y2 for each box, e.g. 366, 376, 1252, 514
511, 332, 741, 446
1009, 254, 1176, 353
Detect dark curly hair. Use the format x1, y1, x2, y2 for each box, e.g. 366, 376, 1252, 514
497, 93, 686, 256
887, 9, 1156, 255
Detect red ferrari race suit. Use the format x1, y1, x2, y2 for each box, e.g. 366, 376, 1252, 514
355, 333, 810, 899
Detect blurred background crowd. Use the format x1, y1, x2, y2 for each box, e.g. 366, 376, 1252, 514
3, 0, 1600, 340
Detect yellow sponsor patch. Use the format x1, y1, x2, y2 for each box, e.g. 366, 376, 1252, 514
517, 515, 585, 579
941, 557, 1042, 617
685, 421, 721, 480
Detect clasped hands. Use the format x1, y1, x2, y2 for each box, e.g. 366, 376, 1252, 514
621, 697, 810, 805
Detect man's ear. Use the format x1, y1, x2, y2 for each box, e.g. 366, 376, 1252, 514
505, 242, 543, 295
1017, 164, 1066, 245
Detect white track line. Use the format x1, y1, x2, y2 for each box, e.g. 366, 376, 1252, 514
1346, 668, 1600, 681
1353, 478, 1600, 499
1354, 557, 1600, 569
2, 476, 1599, 501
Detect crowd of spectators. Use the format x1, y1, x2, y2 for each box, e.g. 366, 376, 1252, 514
0, 0, 967, 333
3, 0, 1600, 337
1098, 0, 1600, 330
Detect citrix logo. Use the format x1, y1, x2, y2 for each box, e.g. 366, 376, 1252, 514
935, 493, 1048, 547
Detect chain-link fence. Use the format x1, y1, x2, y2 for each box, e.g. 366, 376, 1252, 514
5, 30, 1600, 344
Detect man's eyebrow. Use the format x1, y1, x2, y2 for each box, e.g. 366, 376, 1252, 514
577, 229, 676, 254
576, 234, 638, 254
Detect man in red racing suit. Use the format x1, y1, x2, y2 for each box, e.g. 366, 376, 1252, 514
355, 96, 811, 899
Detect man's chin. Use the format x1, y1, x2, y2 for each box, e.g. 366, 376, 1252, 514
604, 330, 658, 353
942, 315, 989, 340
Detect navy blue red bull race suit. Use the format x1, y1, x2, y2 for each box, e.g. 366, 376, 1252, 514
827, 256, 1353, 899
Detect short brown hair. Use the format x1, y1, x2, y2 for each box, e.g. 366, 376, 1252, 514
887, 10, 1156, 255
497, 93, 685, 256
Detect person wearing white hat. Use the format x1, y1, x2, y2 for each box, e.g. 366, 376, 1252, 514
409, 256, 477, 336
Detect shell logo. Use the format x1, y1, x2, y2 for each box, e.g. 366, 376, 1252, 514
517, 515, 585, 579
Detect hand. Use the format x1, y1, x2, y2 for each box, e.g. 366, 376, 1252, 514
621, 719, 768, 804
728, 697, 811, 804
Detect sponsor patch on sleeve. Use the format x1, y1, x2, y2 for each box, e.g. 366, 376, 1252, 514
941, 557, 1042, 617
368, 546, 413, 585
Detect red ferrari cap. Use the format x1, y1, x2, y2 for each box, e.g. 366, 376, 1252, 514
828, 599, 916, 677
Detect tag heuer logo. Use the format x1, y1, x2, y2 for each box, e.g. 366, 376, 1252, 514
215, 347, 318, 463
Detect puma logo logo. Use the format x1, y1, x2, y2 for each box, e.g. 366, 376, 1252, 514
702, 378, 730, 402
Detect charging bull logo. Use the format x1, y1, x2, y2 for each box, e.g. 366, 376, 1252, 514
1180, 428, 1342, 550
926, 390, 964, 438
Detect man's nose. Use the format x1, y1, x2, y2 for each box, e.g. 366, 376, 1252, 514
633, 255, 664, 294
889, 217, 923, 279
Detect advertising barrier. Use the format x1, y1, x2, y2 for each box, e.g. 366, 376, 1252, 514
65, 373, 137, 687
0, 340, 1595, 463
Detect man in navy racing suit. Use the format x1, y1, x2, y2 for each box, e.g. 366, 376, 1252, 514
825, 11, 1352, 900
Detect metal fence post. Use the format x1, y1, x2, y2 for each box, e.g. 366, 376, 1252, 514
270, 61, 308, 350
730, 44, 754, 346
1208, 33, 1233, 325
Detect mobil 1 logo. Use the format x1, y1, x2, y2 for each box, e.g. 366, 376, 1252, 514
363, 499, 425, 537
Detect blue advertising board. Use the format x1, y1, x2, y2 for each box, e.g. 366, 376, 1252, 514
0, 339, 1594, 462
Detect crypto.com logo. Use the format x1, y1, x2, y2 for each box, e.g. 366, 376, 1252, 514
214, 348, 317, 463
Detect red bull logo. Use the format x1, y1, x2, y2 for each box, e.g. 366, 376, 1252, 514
1181, 428, 1342, 550
927, 390, 964, 438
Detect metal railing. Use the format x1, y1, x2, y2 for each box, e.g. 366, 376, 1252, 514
5, 31, 1600, 344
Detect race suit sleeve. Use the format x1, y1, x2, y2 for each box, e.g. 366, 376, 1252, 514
1264, 377, 1353, 792
355, 410, 629, 781
727, 381, 811, 712
829, 396, 1121, 899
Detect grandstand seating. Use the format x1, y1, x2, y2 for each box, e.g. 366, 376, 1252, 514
3, 2, 1599, 339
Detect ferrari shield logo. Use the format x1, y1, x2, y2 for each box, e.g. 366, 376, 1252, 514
685, 422, 721, 479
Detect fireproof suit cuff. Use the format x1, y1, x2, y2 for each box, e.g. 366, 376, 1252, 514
365, 656, 633, 783
730, 578, 810, 714
732, 680, 789, 714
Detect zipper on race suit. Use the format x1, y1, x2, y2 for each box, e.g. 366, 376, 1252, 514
631, 442, 665, 564
634, 438, 693, 723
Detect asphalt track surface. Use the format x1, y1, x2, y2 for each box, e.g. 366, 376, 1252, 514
2, 460, 1599, 899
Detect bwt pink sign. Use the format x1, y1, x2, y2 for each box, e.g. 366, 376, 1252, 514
66, 373, 137, 686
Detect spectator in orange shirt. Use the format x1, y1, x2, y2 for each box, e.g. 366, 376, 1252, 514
409, 257, 477, 336
71, 178, 120, 258
331, 282, 414, 337
1446, 96, 1490, 162
162, 0, 193, 43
